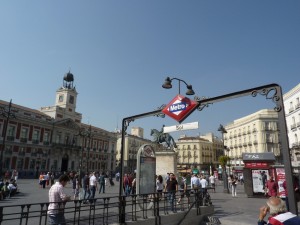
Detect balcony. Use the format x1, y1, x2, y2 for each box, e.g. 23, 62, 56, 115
292, 142, 300, 149
291, 124, 297, 130
7, 136, 15, 141
253, 140, 258, 145
5, 150, 12, 156
18, 151, 25, 156
248, 141, 252, 146
297, 122, 300, 128
32, 139, 39, 144
295, 103, 300, 110
289, 107, 295, 113
20, 138, 27, 143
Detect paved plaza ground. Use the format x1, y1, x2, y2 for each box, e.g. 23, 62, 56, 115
1, 178, 300, 225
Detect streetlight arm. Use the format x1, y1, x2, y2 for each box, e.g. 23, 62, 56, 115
162, 77, 195, 95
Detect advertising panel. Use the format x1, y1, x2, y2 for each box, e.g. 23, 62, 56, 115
139, 157, 156, 194
136, 144, 156, 195
275, 167, 286, 198
252, 169, 269, 193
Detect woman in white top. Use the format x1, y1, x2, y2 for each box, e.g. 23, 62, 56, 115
156, 175, 164, 198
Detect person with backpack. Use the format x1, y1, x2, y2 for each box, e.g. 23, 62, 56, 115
98, 172, 106, 194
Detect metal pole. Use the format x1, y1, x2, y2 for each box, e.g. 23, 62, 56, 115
0, 100, 13, 177
222, 132, 229, 194
276, 86, 298, 214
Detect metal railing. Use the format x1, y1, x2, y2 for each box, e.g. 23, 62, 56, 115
0, 189, 211, 225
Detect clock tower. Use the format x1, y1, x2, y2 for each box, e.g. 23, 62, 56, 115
40, 71, 82, 123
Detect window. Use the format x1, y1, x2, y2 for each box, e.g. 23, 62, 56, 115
32, 130, 40, 141
44, 132, 49, 142
7, 125, 15, 137
69, 95, 74, 104
59, 95, 64, 102
21, 127, 28, 138
56, 133, 61, 143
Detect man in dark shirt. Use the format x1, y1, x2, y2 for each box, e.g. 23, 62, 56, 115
165, 173, 178, 212
82, 173, 90, 203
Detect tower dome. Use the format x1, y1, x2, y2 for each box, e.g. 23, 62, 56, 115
63, 71, 75, 89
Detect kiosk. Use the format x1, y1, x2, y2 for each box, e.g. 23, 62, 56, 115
242, 152, 276, 197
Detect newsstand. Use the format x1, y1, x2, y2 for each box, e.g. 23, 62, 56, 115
242, 152, 276, 197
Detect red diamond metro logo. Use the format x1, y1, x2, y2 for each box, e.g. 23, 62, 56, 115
162, 94, 198, 123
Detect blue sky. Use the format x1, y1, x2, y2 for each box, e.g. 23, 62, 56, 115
0, 1, 299, 140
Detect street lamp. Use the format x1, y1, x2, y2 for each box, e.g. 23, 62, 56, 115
77, 125, 93, 180
218, 124, 230, 193
86, 125, 93, 172
162, 77, 195, 95
0, 100, 16, 177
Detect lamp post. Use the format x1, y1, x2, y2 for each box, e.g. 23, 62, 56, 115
0, 100, 16, 177
85, 125, 93, 173
162, 77, 195, 95
77, 125, 93, 182
218, 124, 230, 193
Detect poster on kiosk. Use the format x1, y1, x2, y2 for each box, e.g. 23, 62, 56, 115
275, 167, 286, 198
252, 169, 269, 193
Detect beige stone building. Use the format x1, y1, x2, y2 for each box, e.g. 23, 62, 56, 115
115, 127, 153, 173
175, 133, 222, 173
283, 83, 300, 171
223, 109, 280, 166
0, 72, 117, 177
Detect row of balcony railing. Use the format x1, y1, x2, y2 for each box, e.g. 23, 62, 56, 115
291, 122, 300, 130
289, 103, 300, 113
4, 135, 114, 153
228, 140, 258, 149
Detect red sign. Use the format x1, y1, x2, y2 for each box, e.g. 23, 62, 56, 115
244, 162, 269, 168
162, 94, 198, 123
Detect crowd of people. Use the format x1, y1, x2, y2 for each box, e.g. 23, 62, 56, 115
0, 170, 19, 200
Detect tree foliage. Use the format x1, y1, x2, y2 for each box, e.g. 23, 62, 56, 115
218, 155, 230, 168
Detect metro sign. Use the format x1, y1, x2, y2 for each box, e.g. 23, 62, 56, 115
162, 94, 198, 123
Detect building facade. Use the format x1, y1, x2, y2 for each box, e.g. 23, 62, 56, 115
175, 133, 222, 173
223, 109, 280, 166
0, 72, 117, 177
115, 127, 154, 174
283, 83, 300, 171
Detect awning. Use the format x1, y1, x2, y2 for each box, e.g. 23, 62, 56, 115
177, 168, 192, 173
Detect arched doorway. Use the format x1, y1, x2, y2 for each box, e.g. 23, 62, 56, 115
61, 154, 69, 172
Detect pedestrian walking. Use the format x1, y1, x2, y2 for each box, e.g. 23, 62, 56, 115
72, 174, 80, 200
265, 176, 278, 197
82, 174, 90, 203
98, 172, 106, 194
231, 175, 238, 197
165, 173, 178, 212
89, 172, 97, 200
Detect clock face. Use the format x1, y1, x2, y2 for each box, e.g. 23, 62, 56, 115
59, 95, 64, 102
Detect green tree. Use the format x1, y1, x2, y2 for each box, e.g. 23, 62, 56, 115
218, 155, 230, 169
